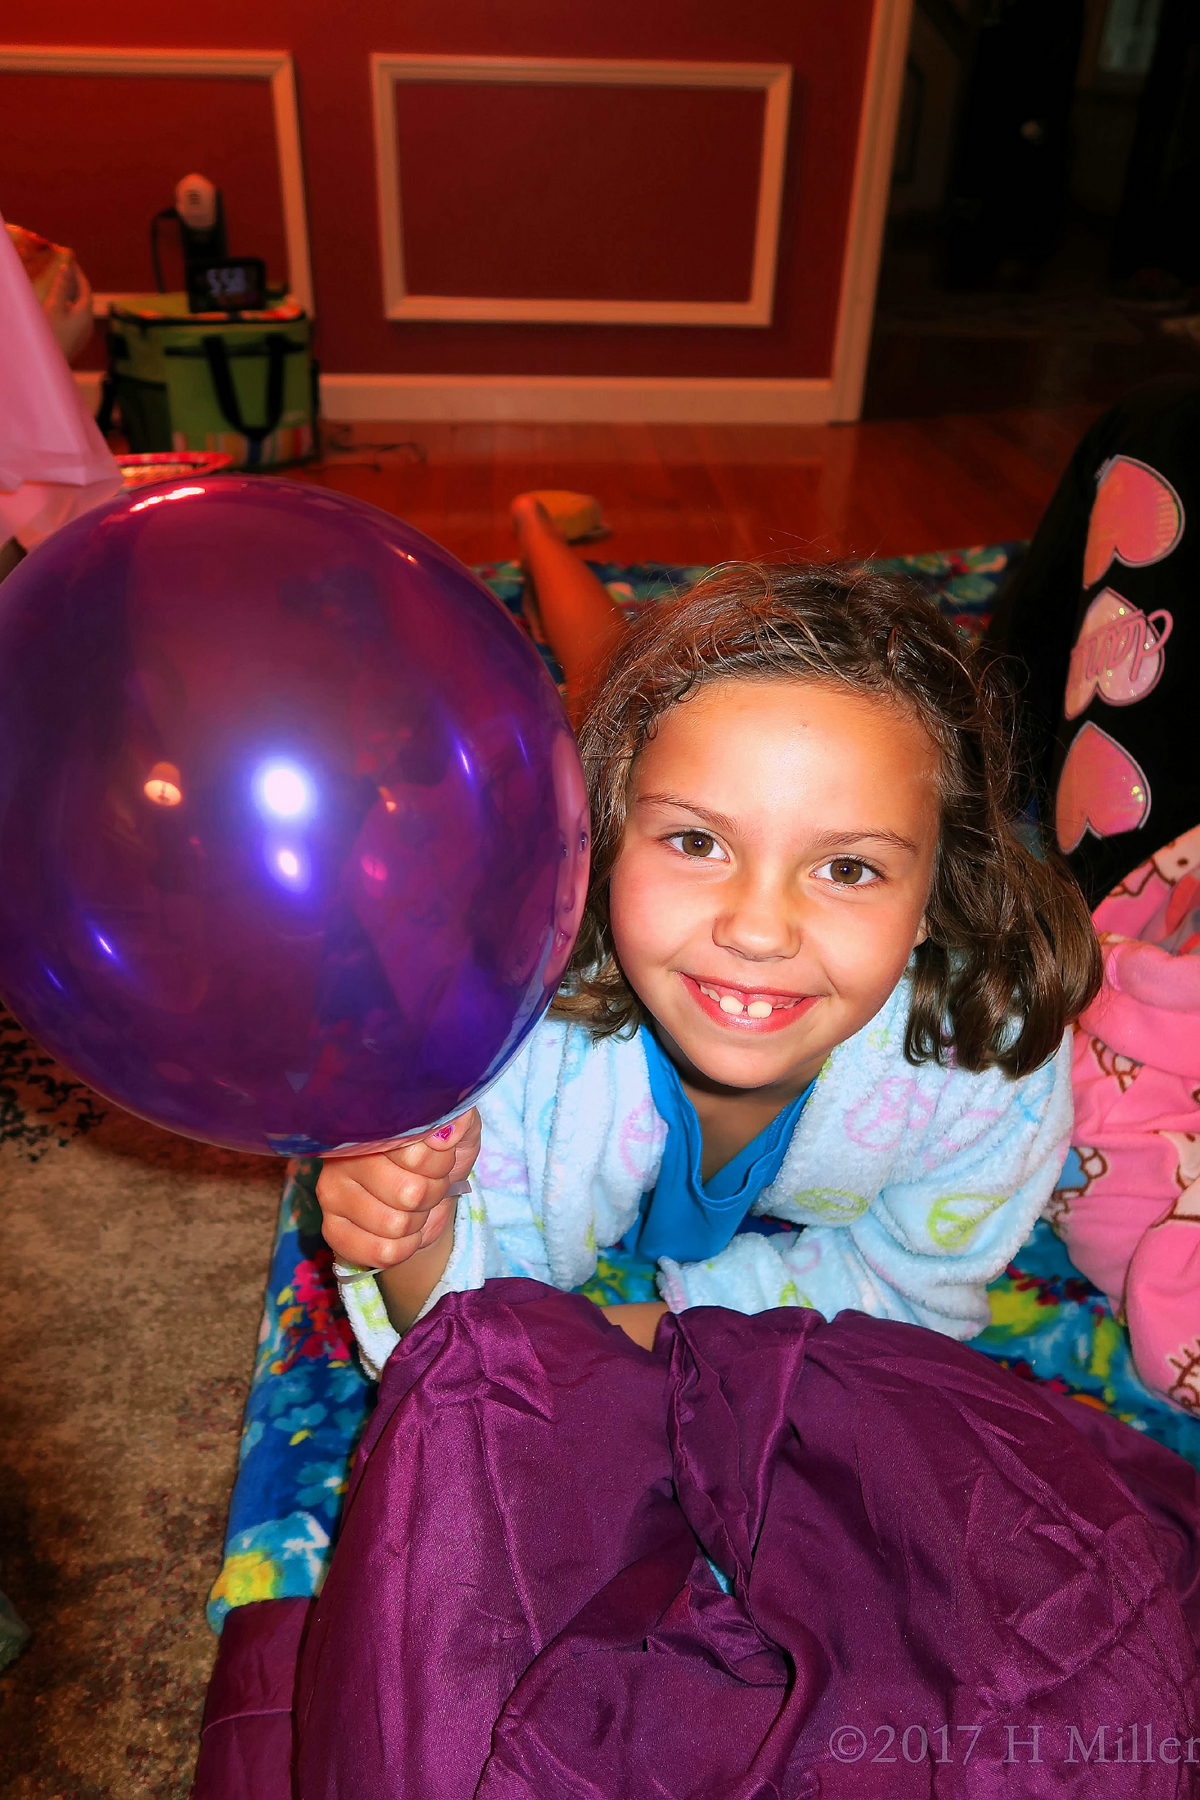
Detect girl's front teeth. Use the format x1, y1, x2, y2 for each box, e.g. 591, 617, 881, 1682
700, 984, 786, 1019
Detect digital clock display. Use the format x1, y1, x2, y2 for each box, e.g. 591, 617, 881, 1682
186, 257, 268, 314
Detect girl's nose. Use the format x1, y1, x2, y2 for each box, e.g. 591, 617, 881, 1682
712, 877, 800, 962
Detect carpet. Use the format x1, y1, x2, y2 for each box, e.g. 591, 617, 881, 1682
0, 1018, 281, 1798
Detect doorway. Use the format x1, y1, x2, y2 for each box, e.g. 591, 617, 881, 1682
862, 0, 1200, 417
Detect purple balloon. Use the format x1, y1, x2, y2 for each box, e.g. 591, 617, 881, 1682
0, 477, 589, 1155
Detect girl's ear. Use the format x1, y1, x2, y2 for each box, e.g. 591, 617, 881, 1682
914, 914, 929, 948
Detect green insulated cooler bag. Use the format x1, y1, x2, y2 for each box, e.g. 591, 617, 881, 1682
107, 294, 316, 469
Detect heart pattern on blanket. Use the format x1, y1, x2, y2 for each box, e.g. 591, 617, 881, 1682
1083, 456, 1184, 588
1056, 723, 1151, 853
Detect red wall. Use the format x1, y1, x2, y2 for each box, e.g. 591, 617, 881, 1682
0, 1, 877, 380
1, 74, 290, 295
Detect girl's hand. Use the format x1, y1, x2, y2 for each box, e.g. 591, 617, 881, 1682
317, 1109, 481, 1271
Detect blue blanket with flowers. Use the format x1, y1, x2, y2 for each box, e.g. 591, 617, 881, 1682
473, 542, 1013, 687
207, 543, 1200, 1631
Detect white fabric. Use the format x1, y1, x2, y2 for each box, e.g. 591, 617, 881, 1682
0, 208, 121, 548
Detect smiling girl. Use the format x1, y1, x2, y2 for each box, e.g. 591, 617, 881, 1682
294, 567, 1200, 1800
318, 563, 1101, 1363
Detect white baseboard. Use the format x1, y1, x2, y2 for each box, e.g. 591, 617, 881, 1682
317, 373, 835, 426
78, 367, 837, 426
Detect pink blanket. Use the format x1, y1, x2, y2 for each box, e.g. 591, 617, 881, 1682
1054, 824, 1200, 1410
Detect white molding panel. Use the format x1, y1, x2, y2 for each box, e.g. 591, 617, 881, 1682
370, 54, 792, 328
0, 44, 315, 315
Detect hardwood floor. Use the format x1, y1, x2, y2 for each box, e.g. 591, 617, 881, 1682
862, 222, 1200, 423
286, 406, 1101, 568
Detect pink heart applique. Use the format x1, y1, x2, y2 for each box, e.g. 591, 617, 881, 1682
1064, 587, 1173, 718
1056, 723, 1151, 854
1083, 456, 1184, 588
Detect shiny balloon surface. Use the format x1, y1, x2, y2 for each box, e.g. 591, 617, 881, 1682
0, 478, 588, 1154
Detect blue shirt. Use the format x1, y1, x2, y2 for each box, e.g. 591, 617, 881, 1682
632, 1025, 813, 1264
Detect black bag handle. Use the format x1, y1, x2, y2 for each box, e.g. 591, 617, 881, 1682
150, 210, 177, 294
202, 333, 289, 444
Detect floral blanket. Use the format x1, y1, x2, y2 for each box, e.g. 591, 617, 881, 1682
207, 542, 1200, 1632
475, 542, 1016, 688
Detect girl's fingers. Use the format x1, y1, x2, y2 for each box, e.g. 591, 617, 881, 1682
448, 1143, 477, 1184
385, 1139, 456, 1179
324, 1179, 433, 1240
322, 1194, 455, 1270
316, 1110, 481, 1262
420, 1107, 480, 1155
421, 1107, 479, 1151
322, 1214, 427, 1271
447, 1110, 482, 1182
385, 1108, 481, 1177
416, 1195, 454, 1250
328, 1149, 451, 1206
317, 1162, 446, 1229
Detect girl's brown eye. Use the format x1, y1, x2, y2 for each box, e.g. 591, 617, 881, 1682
829, 858, 867, 885
680, 831, 716, 858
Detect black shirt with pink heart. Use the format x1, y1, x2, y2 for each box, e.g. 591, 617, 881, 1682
988, 375, 1199, 907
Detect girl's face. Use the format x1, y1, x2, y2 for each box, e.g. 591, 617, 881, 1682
608, 677, 941, 1096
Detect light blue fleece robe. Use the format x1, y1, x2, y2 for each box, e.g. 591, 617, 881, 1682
340, 973, 1073, 1378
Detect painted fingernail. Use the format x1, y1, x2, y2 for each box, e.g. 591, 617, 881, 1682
434, 1125, 453, 1141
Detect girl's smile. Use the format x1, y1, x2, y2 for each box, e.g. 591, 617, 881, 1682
679, 973, 819, 1032
608, 676, 942, 1102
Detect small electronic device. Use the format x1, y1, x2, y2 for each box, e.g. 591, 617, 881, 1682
152, 174, 227, 292
152, 175, 272, 313
185, 257, 268, 314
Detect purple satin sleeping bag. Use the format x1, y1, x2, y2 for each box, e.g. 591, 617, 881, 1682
295, 1282, 1200, 1798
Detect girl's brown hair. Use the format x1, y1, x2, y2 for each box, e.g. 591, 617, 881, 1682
551, 561, 1100, 1077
